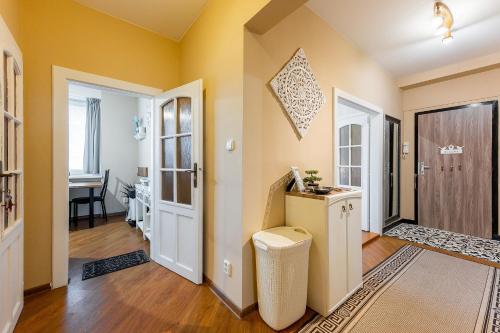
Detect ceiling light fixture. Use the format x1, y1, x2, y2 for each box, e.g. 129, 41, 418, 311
433, 1, 454, 44
442, 31, 453, 44
432, 15, 444, 28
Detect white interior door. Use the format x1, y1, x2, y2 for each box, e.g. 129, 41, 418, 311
336, 115, 370, 231
0, 17, 24, 333
152, 80, 203, 284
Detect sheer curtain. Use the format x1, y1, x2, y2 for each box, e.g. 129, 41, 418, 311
83, 98, 101, 174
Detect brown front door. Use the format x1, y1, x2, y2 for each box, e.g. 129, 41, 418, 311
416, 103, 496, 239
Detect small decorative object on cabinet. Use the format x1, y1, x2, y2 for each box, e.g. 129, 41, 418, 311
137, 166, 149, 186
285, 189, 362, 317
303, 169, 322, 188
291, 166, 306, 192
312, 186, 333, 195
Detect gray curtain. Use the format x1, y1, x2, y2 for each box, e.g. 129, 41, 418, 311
83, 98, 101, 174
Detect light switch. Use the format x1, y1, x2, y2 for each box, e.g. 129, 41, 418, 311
226, 138, 235, 151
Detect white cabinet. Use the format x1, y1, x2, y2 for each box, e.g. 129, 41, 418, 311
135, 184, 151, 240
285, 191, 362, 316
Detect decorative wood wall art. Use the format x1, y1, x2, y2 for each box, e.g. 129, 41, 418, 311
270, 48, 326, 138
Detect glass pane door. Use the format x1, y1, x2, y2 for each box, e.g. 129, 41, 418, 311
338, 124, 362, 187
383, 116, 401, 226
160, 97, 193, 205
1, 53, 22, 234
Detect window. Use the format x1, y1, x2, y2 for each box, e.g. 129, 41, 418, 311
338, 124, 362, 187
68, 99, 87, 174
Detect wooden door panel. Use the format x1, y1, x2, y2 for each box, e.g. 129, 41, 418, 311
463, 106, 492, 237
418, 112, 442, 230
417, 104, 493, 239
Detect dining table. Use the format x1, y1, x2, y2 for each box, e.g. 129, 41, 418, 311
69, 181, 103, 228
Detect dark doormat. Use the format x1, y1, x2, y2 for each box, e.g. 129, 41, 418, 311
82, 250, 150, 280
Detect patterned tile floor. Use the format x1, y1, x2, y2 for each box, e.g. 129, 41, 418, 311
385, 223, 500, 263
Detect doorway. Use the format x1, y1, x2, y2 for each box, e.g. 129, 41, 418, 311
333, 88, 384, 235
415, 101, 498, 239
383, 116, 401, 228
66, 81, 154, 287
52, 67, 204, 288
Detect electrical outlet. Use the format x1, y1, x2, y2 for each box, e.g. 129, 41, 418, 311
223, 259, 232, 277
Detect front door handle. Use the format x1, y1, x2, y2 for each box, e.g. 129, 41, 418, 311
418, 162, 431, 175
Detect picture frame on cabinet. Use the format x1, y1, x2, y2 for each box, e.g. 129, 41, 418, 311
291, 166, 306, 192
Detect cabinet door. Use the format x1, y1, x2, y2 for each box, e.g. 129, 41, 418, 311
347, 197, 363, 292
329, 200, 348, 308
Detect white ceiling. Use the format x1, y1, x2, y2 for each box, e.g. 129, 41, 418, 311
74, 0, 207, 41
306, 0, 500, 81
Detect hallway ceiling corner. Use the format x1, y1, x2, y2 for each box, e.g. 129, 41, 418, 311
73, 0, 208, 41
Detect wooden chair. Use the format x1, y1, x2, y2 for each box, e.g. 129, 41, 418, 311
71, 170, 110, 225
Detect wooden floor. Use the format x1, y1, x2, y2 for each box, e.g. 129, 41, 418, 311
361, 231, 379, 246
15, 218, 409, 333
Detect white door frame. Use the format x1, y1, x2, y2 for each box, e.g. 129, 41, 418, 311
52, 66, 161, 288
333, 88, 384, 235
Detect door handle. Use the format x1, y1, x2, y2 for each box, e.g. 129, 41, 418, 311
349, 203, 353, 211
418, 162, 431, 175
342, 205, 346, 214
183, 162, 198, 188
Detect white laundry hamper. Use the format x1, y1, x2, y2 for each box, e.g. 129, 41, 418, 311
252, 226, 312, 330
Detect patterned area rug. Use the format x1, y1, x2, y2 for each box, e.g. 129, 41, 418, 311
300, 245, 500, 333
385, 223, 500, 263
82, 250, 150, 280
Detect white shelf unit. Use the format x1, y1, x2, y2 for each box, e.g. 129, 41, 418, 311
135, 184, 151, 240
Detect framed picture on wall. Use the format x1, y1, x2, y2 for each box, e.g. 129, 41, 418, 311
291, 166, 306, 192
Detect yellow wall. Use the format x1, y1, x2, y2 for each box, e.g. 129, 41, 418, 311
1, 0, 404, 309
0, 0, 20, 41
19, 0, 180, 289
401, 67, 500, 221
180, 0, 271, 309
242, 6, 402, 307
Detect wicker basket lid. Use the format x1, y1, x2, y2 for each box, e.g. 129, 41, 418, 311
252, 226, 312, 250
